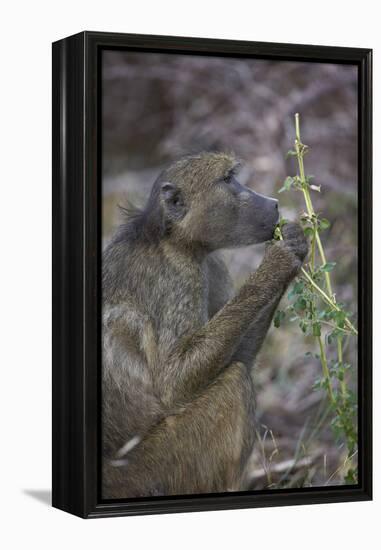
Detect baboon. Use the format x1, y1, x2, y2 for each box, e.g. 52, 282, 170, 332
102, 151, 308, 498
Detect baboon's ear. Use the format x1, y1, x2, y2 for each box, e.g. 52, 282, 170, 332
160, 181, 186, 220
160, 182, 178, 203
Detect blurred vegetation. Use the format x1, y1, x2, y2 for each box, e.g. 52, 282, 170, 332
102, 51, 358, 488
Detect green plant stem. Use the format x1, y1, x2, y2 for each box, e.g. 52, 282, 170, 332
276, 114, 358, 468
300, 268, 357, 335
337, 336, 346, 398
295, 113, 333, 297
310, 229, 316, 273
295, 113, 357, 335
319, 320, 352, 334
318, 336, 335, 405
294, 114, 358, 460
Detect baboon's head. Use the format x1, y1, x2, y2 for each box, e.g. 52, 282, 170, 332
144, 152, 279, 251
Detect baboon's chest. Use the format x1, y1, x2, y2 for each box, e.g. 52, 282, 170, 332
154, 257, 209, 347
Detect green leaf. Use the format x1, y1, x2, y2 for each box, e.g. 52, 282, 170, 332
288, 281, 304, 299
321, 378, 331, 390
294, 296, 307, 312
273, 217, 289, 240
303, 227, 314, 237
335, 310, 347, 328
312, 378, 323, 391
326, 329, 340, 345
294, 281, 304, 293
299, 320, 308, 333
319, 218, 331, 230
285, 149, 297, 159
273, 226, 283, 240
321, 262, 336, 272
274, 310, 286, 328
345, 468, 358, 484
278, 176, 294, 193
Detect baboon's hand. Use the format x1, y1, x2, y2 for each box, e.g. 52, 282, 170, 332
281, 222, 309, 263
264, 222, 308, 280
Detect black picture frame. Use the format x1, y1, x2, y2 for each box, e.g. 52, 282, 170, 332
52, 31, 372, 519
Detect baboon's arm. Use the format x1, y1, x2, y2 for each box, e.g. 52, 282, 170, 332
161, 241, 302, 406
205, 252, 280, 367
231, 292, 282, 366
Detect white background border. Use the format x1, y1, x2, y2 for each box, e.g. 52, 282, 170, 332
0, 1, 377, 548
